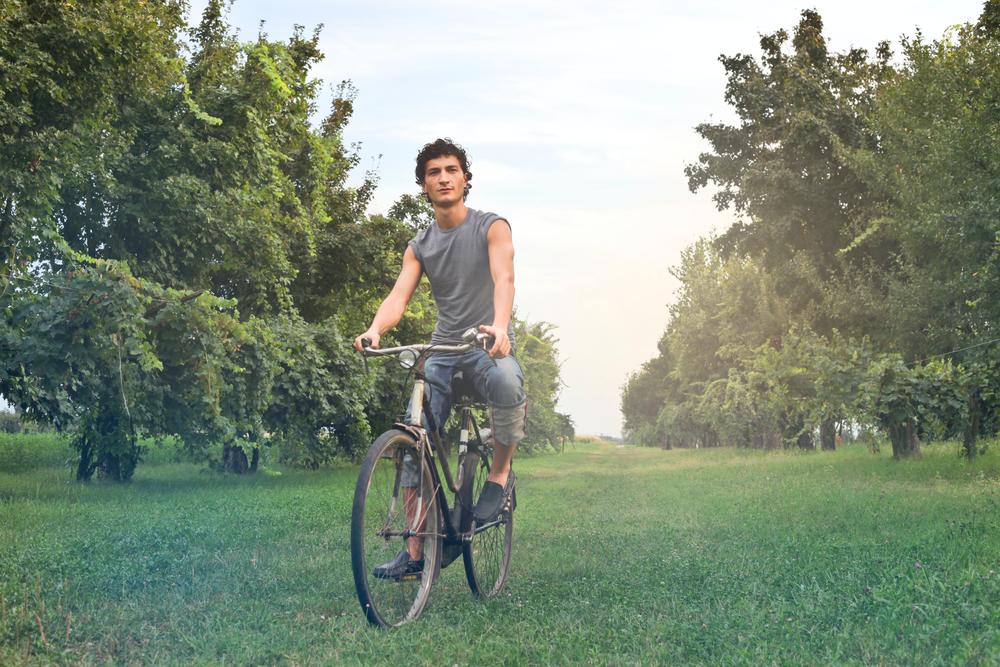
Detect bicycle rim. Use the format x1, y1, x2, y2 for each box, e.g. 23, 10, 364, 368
350, 430, 440, 627
462, 448, 513, 598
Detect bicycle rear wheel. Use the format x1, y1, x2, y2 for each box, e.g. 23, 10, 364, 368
461, 441, 514, 598
350, 429, 441, 627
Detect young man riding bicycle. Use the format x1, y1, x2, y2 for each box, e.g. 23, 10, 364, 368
353, 138, 527, 580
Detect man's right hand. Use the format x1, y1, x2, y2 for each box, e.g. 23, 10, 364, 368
354, 331, 381, 352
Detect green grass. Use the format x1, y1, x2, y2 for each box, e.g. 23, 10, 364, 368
2, 435, 1000, 665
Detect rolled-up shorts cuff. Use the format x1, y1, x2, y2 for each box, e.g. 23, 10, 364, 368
491, 401, 527, 445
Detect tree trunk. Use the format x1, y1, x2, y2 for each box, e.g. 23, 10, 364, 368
962, 393, 981, 461
250, 445, 261, 472
796, 431, 815, 450
788, 415, 814, 450
76, 437, 95, 481
820, 418, 836, 451
76, 425, 139, 482
96, 448, 139, 481
1, 196, 12, 247
889, 418, 921, 459
222, 442, 251, 473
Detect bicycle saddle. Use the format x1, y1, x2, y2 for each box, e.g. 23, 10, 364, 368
450, 370, 486, 405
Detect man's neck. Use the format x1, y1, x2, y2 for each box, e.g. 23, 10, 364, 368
433, 202, 469, 230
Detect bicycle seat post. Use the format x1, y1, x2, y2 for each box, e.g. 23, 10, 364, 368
407, 354, 428, 429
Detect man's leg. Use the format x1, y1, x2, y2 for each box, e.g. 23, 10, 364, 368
373, 456, 427, 579
401, 353, 455, 561
403, 487, 423, 560
471, 352, 526, 520
488, 405, 524, 486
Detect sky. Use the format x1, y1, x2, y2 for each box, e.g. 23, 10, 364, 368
188, 0, 986, 437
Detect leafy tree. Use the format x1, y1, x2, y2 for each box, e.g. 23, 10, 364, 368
621, 348, 673, 445
0, 0, 187, 264
686, 9, 892, 313
0, 263, 253, 479
0, 0, 417, 477
513, 319, 574, 452
625, 7, 1000, 457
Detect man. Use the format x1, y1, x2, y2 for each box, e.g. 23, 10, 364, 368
354, 138, 527, 580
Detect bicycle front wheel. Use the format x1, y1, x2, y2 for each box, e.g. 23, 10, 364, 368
350, 429, 441, 627
461, 443, 514, 598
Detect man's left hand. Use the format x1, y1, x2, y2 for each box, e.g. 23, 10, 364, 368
479, 324, 511, 358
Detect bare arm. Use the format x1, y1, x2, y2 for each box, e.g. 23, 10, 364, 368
354, 246, 423, 350
480, 219, 515, 357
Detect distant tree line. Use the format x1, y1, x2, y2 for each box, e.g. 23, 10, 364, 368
0, 0, 571, 480
622, 3, 1000, 459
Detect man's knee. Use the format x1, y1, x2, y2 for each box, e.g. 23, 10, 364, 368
484, 357, 526, 408
491, 401, 527, 445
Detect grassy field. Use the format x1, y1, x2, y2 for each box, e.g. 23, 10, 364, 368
2, 434, 999, 665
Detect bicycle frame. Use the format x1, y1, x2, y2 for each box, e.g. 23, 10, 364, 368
352, 333, 517, 626
390, 351, 505, 557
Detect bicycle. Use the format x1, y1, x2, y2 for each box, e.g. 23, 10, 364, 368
350, 329, 516, 628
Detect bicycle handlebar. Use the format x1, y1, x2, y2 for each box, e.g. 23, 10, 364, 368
360, 328, 494, 358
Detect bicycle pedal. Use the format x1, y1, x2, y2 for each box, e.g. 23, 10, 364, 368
398, 573, 422, 582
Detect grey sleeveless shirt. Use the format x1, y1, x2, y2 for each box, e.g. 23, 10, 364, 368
408, 208, 515, 346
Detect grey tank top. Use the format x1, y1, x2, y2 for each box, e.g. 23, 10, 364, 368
408, 208, 516, 346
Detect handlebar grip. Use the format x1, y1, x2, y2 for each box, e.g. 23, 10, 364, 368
461, 327, 495, 350
361, 338, 372, 349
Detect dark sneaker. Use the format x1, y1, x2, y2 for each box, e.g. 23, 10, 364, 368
472, 470, 516, 523
372, 549, 424, 581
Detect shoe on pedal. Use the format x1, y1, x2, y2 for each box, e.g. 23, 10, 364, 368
372, 549, 424, 581
472, 470, 516, 523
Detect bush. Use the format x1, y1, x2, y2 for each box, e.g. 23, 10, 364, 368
0, 411, 22, 434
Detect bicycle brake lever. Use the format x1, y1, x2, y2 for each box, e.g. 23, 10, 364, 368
360, 338, 371, 375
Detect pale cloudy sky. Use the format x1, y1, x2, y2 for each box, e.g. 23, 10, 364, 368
189, 0, 985, 437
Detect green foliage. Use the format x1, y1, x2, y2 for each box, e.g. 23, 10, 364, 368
513, 319, 574, 451
1, 1, 461, 477
263, 315, 373, 467
0, 412, 22, 434
0, 0, 187, 260
685, 9, 892, 327
625, 8, 1000, 458
0, 263, 256, 479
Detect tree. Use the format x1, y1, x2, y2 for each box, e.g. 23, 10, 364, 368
0, 263, 255, 479
686, 9, 892, 338
0, 1, 415, 477
513, 320, 574, 452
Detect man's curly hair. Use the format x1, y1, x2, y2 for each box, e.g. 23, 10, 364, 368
415, 138, 473, 200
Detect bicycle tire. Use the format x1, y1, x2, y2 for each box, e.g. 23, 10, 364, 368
461, 441, 514, 598
350, 429, 441, 627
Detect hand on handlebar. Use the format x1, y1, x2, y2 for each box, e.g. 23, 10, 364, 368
478, 324, 510, 358
354, 331, 380, 352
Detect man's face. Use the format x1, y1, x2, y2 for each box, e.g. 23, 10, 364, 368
421, 155, 467, 206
